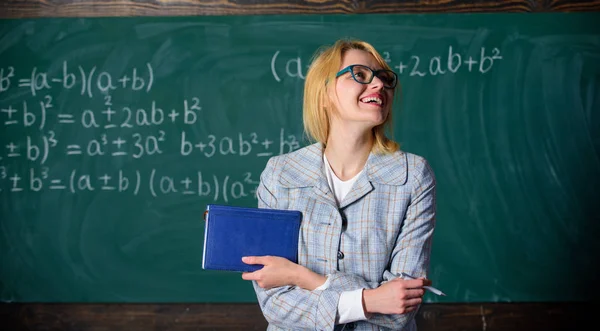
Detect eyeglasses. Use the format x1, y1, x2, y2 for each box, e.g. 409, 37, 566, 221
335, 64, 398, 89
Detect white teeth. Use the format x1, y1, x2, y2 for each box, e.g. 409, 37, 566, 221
361, 97, 383, 105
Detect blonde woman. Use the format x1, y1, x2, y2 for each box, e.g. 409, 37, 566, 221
242, 39, 437, 331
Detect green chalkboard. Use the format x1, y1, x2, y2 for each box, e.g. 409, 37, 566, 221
1, 13, 599, 303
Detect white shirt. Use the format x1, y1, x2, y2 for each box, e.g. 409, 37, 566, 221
315, 154, 367, 324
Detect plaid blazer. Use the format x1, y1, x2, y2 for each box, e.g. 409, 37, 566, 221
252, 143, 436, 331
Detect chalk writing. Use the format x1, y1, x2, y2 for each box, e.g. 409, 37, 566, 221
0, 167, 259, 203
270, 46, 503, 82
0, 62, 154, 97
1, 62, 303, 202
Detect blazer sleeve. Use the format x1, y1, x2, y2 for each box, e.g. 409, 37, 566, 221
251, 156, 343, 330
326, 156, 437, 330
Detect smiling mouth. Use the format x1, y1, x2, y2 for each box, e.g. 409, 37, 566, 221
360, 96, 383, 106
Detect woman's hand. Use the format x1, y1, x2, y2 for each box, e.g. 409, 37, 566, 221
241, 256, 326, 290
363, 277, 431, 315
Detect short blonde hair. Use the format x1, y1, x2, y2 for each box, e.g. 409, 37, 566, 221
303, 39, 400, 154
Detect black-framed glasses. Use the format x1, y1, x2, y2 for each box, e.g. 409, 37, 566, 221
335, 64, 398, 89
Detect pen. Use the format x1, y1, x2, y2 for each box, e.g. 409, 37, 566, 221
400, 272, 446, 296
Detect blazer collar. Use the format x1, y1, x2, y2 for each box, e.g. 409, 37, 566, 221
278, 142, 408, 189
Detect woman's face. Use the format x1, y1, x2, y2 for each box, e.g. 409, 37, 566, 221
328, 49, 394, 131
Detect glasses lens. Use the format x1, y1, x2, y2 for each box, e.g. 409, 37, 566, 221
351, 65, 374, 84
376, 70, 397, 88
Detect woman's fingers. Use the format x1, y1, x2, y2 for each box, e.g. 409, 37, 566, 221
393, 277, 430, 290
404, 297, 423, 307
242, 256, 271, 265
241, 271, 257, 281
405, 288, 426, 298
240, 256, 296, 289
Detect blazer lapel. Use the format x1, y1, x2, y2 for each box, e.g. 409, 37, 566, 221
278, 143, 337, 206
339, 150, 408, 209
313, 175, 337, 207
339, 171, 373, 209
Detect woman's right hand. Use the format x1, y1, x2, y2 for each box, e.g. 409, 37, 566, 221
362, 277, 431, 315
241, 256, 327, 290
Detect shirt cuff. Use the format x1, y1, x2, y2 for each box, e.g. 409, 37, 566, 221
314, 274, 331, 291
337, 289, 367, 324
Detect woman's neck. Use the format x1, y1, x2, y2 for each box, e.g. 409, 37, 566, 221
324, 130, 372, 181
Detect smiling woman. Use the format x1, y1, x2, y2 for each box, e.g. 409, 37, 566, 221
1, 1, 599, 329
240, 39, 437, 331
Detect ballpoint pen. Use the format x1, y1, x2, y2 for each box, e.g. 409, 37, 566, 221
400, 272, 446, 296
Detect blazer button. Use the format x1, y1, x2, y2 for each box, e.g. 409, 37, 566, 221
337, 251, 344, 259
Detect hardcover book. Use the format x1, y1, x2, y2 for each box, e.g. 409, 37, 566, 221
202, 204, 302, 272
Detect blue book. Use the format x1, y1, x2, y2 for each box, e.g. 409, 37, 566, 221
202, 204, 302, 272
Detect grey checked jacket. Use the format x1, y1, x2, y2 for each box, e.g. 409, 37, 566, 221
252, 143, 437, 331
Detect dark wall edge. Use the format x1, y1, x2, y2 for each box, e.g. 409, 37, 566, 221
0, 302, 593, 331
1, 0, 600, 18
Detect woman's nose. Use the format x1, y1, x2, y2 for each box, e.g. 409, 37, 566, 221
369, 75, 385, 89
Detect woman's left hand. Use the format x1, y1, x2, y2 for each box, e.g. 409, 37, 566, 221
241, 256, 300, 289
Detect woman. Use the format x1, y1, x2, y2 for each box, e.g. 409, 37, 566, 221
242, 39, 437, 331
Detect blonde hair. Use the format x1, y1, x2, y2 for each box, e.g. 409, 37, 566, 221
303, 39, 400, 154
